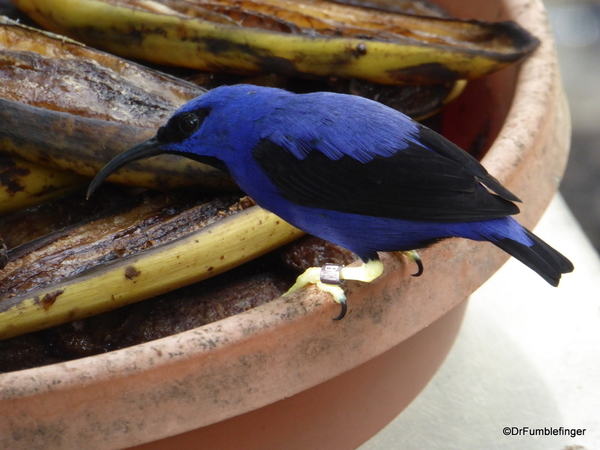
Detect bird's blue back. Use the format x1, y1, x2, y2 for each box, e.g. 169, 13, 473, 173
168, 84, 419, 164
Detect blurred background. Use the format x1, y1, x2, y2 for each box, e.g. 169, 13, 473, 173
545, 0, 600, 253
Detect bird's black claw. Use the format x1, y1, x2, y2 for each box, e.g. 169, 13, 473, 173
412, 257, 424, 277
401, 250, 424, 277
332, 298, 347, 321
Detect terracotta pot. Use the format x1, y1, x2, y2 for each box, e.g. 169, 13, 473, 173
0, 0, 570, 449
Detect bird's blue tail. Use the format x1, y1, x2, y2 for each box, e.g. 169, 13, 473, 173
492, 228, 574, 286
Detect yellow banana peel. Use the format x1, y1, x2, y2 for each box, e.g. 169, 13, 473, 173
0, 156, 86, 214
0, 206, 303, 340
12, 0, 540, 84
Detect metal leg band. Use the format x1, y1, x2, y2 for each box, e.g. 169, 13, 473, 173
320, 264, 344, 285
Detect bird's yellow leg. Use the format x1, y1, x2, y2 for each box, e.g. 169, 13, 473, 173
285, 259, 384, 320
340, 259, 384, 282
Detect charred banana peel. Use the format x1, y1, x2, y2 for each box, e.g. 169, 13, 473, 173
0, 19, 232, 212
0, 98, 233, 190
12, 0, 540, 84
0, 204, 303, 340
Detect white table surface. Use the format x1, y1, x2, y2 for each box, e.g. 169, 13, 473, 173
360, 194, 600, 450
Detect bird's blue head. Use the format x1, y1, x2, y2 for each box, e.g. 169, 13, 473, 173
155, 84, 283, 160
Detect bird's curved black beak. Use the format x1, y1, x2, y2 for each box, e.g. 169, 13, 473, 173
86, 136, 163, 199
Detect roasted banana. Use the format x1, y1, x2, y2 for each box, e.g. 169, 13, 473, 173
0, 17, 202, 127
0, 197, 303, 340
11, 0, 540, 84
0, 19, 233, 209
0, 98, 234, 190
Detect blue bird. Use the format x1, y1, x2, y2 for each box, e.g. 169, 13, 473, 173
87, 84, 573, 319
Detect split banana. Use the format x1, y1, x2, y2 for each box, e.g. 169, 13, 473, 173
0, 199, 304, 340
11, 0, 540, 84
0, 98, 232, 190
0, 17, 202, 128
0, 18, 233, 212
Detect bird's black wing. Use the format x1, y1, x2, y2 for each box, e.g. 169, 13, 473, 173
416, 126, 521, 203
252, 133, 520, 223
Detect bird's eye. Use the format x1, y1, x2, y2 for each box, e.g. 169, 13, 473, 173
178, 113, 200, 134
